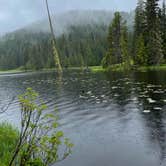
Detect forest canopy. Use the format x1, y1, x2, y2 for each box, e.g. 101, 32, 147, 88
0, 11, 133, 70
0, 0, 165, 71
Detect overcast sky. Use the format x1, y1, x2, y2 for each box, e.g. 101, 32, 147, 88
0, 0, 138, 34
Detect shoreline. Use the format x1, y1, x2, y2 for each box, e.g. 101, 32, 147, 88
0, 64, 166, 75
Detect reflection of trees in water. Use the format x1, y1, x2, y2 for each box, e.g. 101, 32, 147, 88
105, 71, 135, 105
133, 71, 166, 86
138, 88, 166, 163
141, 110, 166, 164
133, 73, 166, 164
106, 71, 166, 163
105, 72, 139, 133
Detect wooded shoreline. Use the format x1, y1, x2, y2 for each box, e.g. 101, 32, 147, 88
0, 64, 166, 75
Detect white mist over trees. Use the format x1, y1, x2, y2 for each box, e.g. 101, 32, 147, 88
0, 10, 134, 70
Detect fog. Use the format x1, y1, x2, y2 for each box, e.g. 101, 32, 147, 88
0, 0, 137, 34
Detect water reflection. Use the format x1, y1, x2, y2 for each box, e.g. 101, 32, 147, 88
0, 70, 165, 166
141, 109, 166, 165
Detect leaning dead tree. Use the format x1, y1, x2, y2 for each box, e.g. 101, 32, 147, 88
45, 0, 62, 73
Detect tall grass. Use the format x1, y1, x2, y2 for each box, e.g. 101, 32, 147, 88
0, 123, 19, 166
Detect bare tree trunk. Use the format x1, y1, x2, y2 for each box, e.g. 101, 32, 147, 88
45, 0, 62, 73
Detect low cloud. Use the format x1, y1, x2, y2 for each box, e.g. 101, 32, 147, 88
0, 0, 138, 34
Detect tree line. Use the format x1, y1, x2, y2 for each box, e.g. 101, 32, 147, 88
102, 0, 166, 69
0, 24, 107, 70
0, 0, 165, 71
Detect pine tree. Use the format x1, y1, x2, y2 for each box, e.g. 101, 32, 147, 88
102, 12, 131, 68
102, 49, 113, 68
160, 0, 166, 60
134, 0, 146, 38
133, 0, 147, 64
145, 0, 163, 65
105, 12, 122, 65
121, 21, 130, 66
112, 12, 122, 64
135, 34, 147, 65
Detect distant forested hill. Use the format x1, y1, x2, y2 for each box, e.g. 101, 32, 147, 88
0, 10, 134, 70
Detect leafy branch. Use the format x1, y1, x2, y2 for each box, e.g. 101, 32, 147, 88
9, 88, 73, 166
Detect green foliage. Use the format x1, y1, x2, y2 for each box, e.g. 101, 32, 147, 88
134, 0, 146, 39
0, 123, 19, 166
135, 34, 147, 65
101, 0, 166, 70
89, 66, 105, 72
109, 12, 122, 64
102, 49, 113, 68
145, 0, 164, 65
9, 88, 73, 166
0, 1, 165, 70
146, 30, 163, 65
160, 0, 166, 59
133, 0, 165, 66
133, 0, 146, 60
102, 12, 131, 69
121, 21, 131, 68
0, 24, 108, 70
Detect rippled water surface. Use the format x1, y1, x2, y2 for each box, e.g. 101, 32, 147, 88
0, 70, 166, 166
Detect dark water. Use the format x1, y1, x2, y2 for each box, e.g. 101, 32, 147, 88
0, 70, 166, 166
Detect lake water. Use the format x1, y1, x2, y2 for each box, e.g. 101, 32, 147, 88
0, 70, 166, 166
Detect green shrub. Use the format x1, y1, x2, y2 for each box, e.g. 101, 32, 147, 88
0, 88, 73, 166
8, 88, 73, 166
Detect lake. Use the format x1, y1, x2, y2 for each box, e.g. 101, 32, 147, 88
0, 70, 166, 166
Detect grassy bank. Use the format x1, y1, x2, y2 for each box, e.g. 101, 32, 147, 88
0, 123, 19, 166
0, 64, 166, 75
89, 66, 105, 72
68, 64, 166, 72
91, 64, 166, 72
0, 68, 54, 75
137, 64, 166, 71
0, 68, 24, 74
